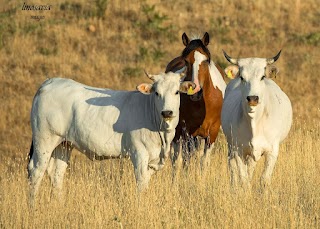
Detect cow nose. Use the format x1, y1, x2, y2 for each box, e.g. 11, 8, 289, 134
161, 110, 173, 119
247, 96, 259, 105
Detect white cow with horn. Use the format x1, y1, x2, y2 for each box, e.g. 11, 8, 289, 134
28, 72, 195, 204
221, 50, 292, 188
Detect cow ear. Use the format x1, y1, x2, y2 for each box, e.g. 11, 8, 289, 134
136, 83, 153, 94
224, 65, 239, 79
182, 33, 190, 46
266, 65, 279, 79
179, 81, 196, 94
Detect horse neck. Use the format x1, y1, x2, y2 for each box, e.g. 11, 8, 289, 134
198, 61, 213, 98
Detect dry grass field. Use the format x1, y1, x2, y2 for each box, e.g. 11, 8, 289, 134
0, 0, 319, 228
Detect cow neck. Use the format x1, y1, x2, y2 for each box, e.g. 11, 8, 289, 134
148, 93, 162, 132
148, 93, 169, 164
241, 99, 266, 136
148, 93, 168, 148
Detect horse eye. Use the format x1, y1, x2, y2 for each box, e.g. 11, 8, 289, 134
261, 75, 266, 80
175, 91, 179, 95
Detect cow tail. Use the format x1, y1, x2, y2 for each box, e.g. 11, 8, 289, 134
28, 141, 34, 178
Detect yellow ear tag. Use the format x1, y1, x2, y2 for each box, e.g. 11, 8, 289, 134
187, 86, 194, 95
227, 69, 233, 79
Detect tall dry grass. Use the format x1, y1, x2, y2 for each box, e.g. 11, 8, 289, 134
0, 121, 319, 228
0, 0, 319, 228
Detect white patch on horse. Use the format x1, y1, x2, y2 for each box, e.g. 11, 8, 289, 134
209, 62, 226, 97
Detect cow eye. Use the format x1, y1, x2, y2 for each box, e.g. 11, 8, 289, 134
261, 75, 266, 80
175, 90, 179, 95
240, 76, 244, 81
155, 92, 159, 96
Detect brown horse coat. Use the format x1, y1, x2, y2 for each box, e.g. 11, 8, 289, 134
166, 32, 226, 168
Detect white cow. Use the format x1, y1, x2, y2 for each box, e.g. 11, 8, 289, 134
221, 50, 292, 189
28, 72, 195, 204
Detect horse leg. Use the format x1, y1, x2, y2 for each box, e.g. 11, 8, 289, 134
200, 124, 219, 173
200, 136, 212, 173
171, 140, 182, 183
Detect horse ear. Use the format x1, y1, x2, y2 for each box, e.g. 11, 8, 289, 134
202, 32, 210, 46
165, 56, 186, 73
182, 33, 190, 46
136, 83, 153, 94
224, 65, 239, 79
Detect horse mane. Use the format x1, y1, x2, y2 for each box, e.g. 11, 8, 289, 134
181, 38, 211, 63
190, 33, 202, 40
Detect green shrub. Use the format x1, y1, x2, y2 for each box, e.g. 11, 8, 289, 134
136, 3, 175, 41
95, 0, 108, 19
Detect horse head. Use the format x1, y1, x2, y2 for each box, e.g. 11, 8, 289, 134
166, 32, 211, 95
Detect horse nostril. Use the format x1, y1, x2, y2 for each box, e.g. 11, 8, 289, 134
161, 110, 173, 118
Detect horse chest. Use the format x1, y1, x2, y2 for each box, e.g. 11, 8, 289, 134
179, 94, 206, 131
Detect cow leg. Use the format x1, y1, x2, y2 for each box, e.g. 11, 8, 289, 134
171, 140, 182, 183
261, 145, 279, 187
247, 156, 257, 182
228, 148, 249, 189
132, 150, 154, 192
196, 137, 205, 162
236, 153, 250, 188
28, 136, 61, 206
228, 150, 239, 188
47, 143, 72, 200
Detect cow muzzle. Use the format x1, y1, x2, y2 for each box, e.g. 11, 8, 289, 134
247, 96, 259, 106
161, 110, 173, 120
161, 110, 177, 132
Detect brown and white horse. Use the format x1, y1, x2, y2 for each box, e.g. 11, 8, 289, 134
166, 32, 226, 173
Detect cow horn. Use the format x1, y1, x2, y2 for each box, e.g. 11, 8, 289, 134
267, 50, 282, 65
223, 50, 238, 65
144, 69, 155, 81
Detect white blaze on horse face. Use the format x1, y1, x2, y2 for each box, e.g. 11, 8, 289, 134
238, 58, 268, 117
192, 51, 207, 93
